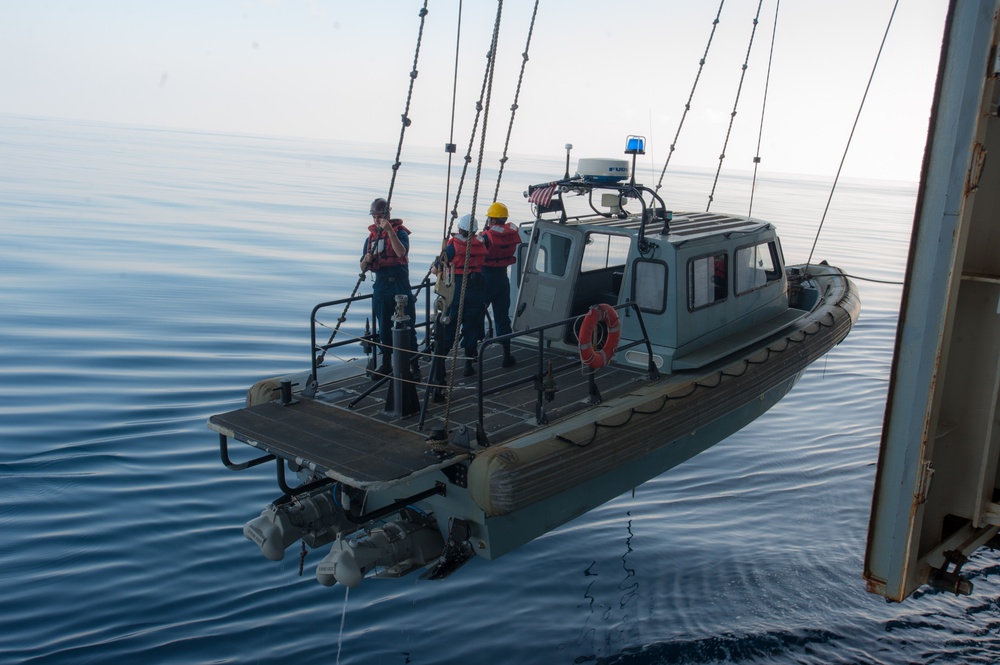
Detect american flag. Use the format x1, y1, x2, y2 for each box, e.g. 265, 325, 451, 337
528, 182, 557, 206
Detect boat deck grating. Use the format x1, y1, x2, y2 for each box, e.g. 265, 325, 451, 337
210, 344, 654, 486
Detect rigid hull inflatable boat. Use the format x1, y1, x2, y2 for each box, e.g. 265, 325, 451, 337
209, 163, 859, 588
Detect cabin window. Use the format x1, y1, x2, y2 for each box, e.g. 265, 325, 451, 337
688, 252, 728, 309
735, 241, 781, 294
581, 232, 631, 273
633, 260, 667, 313
533, 231, 573, 277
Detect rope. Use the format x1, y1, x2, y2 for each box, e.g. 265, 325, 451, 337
655, 0, 726, 194
441, 0, 464, 247
443, 0, 504, 429
315, 272, 366, 363
317, 4, 430, 362
806, 0, 899, 269
493, 0, 540, 201
416, 0, 497, 291
321, 342, 466, 391
706, 0, 765, 212
385, 2, 430, 212
748, 0, 779, 217
446, 11, 500, 237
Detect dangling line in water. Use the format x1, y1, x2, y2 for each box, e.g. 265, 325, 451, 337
336, 586, 349, 665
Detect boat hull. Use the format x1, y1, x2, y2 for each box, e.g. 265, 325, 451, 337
210, 263, 858, 582
461, 264, 857, 556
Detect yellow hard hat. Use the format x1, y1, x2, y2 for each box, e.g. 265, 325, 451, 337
487, 201, 509, 219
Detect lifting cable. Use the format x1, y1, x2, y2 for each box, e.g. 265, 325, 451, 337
493, 0, 540, 201
445, 8, 501, 238
440, 1, 464, 245
806, 0, 899, 269
443, 0, 504, 430
421, 0, 500, 281
655, 0, 726, 195
317, 2, 430, 362
706, 0, 764, 212
748, 0, 779, 217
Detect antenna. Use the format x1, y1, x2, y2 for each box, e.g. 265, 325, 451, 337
564, 143, 573, 179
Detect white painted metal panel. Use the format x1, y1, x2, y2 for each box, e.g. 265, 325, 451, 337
864, 0, 1000, 601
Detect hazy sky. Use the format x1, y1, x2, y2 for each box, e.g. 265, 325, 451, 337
2, 0, 949, 181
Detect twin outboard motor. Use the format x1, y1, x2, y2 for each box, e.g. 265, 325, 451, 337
316, 514, 445, 587
243, 490, 350, 561
245, 489, 455, 588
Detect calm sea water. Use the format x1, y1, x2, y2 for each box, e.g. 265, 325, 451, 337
2, 114, 999, 665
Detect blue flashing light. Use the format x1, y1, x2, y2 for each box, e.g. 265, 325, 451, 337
625, 135, 646, 155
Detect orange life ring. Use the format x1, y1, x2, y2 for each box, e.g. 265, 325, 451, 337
578, 303, 621, 369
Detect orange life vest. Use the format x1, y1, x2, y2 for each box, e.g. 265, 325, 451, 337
482, 221, 520, 268
449, 234, 487, 275
366, 219, 410, 270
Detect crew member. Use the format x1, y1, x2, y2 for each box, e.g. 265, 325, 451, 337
361, 197, 418, 379
480, 201, 520, 367
432, 213, 487, 376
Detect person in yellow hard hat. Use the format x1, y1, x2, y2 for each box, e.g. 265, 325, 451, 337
479, 201, 521, 367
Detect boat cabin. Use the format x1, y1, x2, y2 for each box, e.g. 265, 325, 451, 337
511, 168, 799, 374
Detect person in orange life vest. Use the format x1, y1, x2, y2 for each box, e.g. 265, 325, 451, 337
432, 213, 486, 377
361, 197, 418, 379
479, 201, 520, 367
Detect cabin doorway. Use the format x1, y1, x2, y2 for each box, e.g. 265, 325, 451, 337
512, 220, 631, 343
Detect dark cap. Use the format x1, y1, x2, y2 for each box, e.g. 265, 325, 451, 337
370, 198, 390, 216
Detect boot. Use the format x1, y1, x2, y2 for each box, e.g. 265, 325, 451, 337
501, 344, 516, 368
463, 358, 476, 377
373, 357, 392, 381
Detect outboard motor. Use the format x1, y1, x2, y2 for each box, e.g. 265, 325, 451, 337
316, 515, 445, 587
244, 490, 351, 561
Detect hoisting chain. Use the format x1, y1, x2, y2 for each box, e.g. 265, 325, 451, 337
318, 2, 430, 363
386, 1, 431, 213
442, 0, 504, 430
706, 0, 764, 212
748, 0, 780, 217
655, 0, 726, 194
444, 3, 503, 241
493, 0, 539, 201
417, 0, 496, 294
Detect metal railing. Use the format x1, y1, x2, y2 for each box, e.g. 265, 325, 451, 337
309, 277, 435, 387
472, 301, 660, 446
309, 281, 660, 445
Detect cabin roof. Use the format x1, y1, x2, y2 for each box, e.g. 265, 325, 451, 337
526, 211, 772, 245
